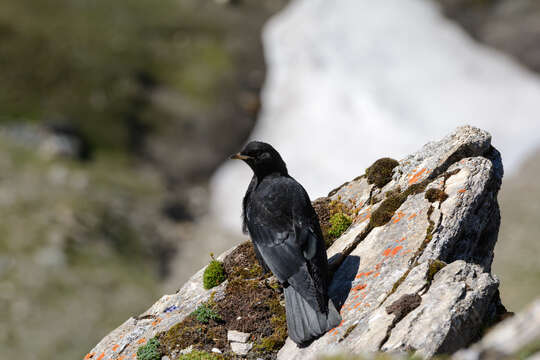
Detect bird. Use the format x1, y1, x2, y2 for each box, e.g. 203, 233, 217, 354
230, 141, 341, 346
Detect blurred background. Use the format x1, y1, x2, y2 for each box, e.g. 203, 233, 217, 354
0, 0, 538, 359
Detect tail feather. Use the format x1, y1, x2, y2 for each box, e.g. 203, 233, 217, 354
284, 286, 341, 346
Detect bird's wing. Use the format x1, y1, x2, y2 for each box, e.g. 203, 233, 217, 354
242, 175, 257, 235
248, 176, 328, 312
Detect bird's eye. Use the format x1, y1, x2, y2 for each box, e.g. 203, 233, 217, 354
260, 151, 270, 159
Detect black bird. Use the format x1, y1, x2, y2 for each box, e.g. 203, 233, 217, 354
231, 141, 341, 346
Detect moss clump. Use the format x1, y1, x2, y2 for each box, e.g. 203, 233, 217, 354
425, 188, 449, 203
427, 260, 446, 282
203, 259, 226, 289
313, 197, 354, 248
369, 182, 427, 229
253, 297, 287, 353
328, 213, 352, 239
177, 350, 223, 360
192, 303, 222, 324
365, 158, 400, 188
137, 337, 161, 360
159, 314, 228, 355
338, 324, 358, 343
222, 241, 264, 279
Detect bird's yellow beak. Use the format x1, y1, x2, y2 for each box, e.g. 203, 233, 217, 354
230, 153, 252, 160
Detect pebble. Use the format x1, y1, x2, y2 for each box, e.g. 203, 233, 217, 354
227, 330, 251, 343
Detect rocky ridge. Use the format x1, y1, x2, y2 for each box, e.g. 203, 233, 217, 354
89, 126, 515, 359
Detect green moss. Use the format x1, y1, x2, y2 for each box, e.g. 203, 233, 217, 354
339, 323, 357, 342
313, 198, 354, 248
425, 188, 449, 203
365, 158, 399, 188
203, 260, 226, 289
177, 350, 223, 360
253, 297, 288, 353
390, 270, 410, 296
137, 337, 161, 360
327, 213, 352, 239
192, 303, 222, 324
427, 260, 446, 282
369, 182, 428, 230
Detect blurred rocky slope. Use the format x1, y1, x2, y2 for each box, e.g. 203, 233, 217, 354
436, 0, 540, 73
0, 0, 286, 204
0, 128, 174, 360
0, 1, 287, 359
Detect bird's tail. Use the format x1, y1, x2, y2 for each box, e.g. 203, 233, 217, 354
284, 285, 341, 346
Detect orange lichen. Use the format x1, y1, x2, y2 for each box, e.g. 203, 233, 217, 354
112, 344, 119, 352
353, 302, 363, 309
352, 284, 367, 292
137, 338, 147, 345
383, 245, 403, 257
96, 353, 105, 360
409, 168, 427, 185
152, 318, 162, 326
391, 245, 403, 256
84, 353, 95, 360
458, 189, 466, 193
373, 272, 380, 278
355, 271, 373, 279
393, 211, 406, 223
408, 213, 417, 220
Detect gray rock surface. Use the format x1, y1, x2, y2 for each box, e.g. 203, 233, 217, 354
453, 298, 540, 360
88, 126, 509, 359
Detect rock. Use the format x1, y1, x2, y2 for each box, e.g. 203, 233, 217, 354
227, 330, 251, 343
211, 348, 222, 354
161, 356, 170, 360
277, 126, 506, 359
87, 126, 510, 359
230, 341, 253, 356
179, 345, 193, 355
453, 298, 540, 360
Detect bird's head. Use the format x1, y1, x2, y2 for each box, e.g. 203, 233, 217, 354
230, 141, 288, 178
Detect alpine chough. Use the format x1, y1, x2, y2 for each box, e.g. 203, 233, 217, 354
231, 141, 341, 346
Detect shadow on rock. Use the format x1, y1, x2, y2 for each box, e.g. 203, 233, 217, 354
329, 255, 360, 311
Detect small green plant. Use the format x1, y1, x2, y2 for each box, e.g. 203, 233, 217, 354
191, 303, 222, 324
177, 350, 222, 360
137, 337, 161, 360
203, 258, 226, 289
327, 212, 352, 239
